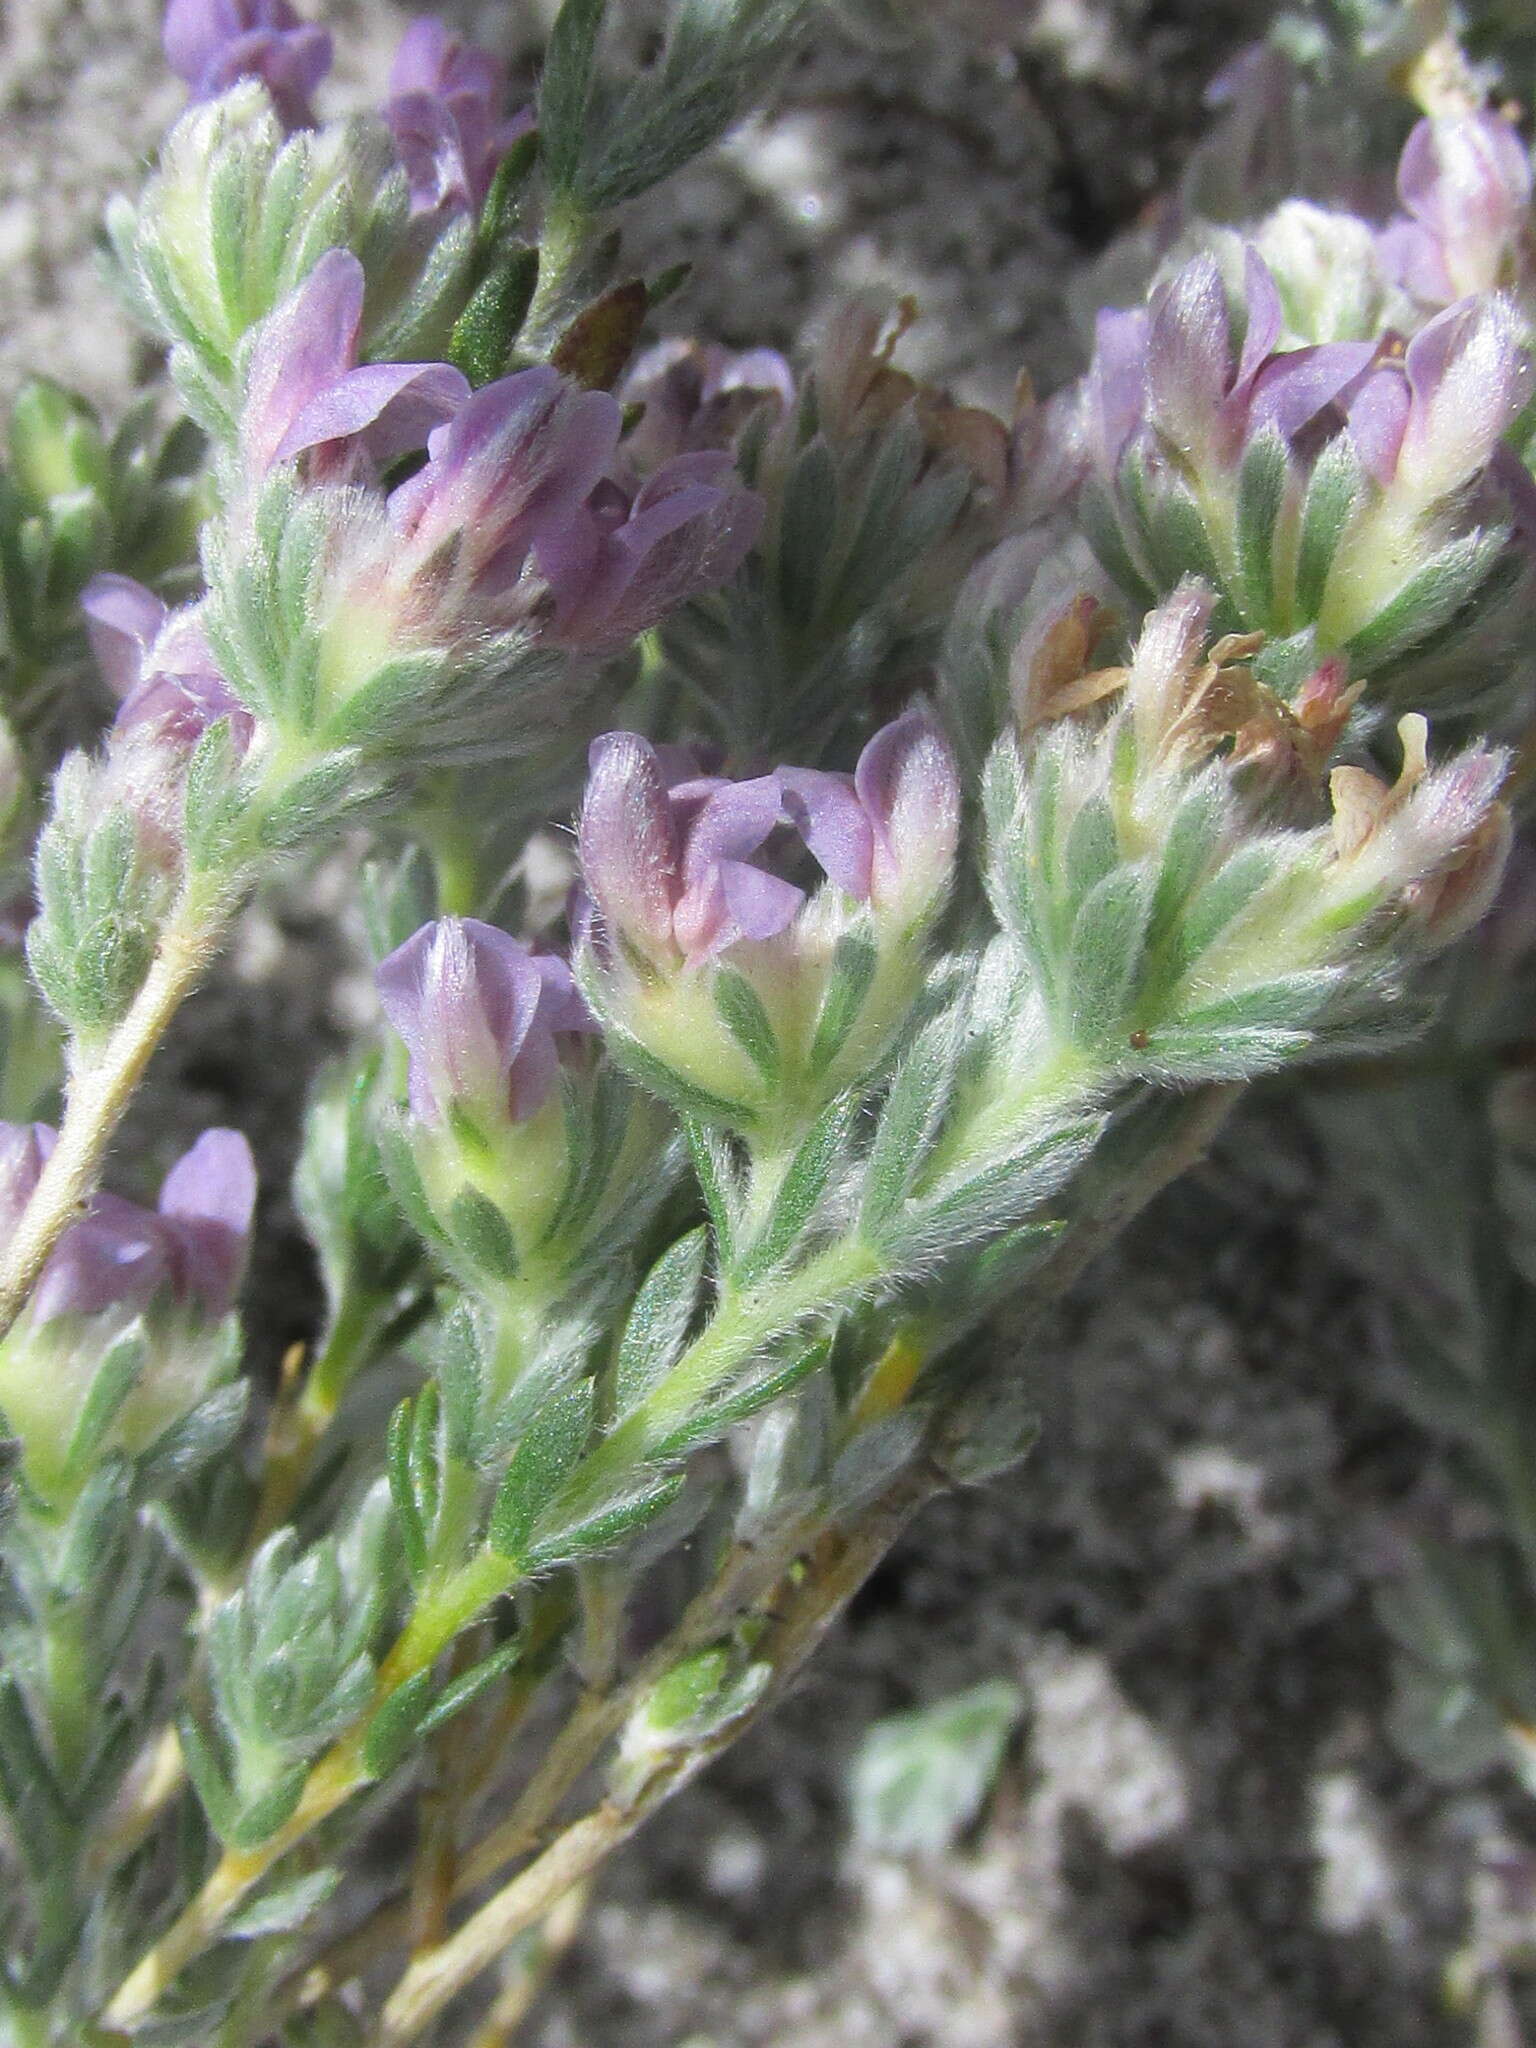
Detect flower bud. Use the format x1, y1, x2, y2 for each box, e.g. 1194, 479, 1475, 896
0, 1126, 255, 1503
377, 917, 591, 1135
376, 919, 599, 1278
82, 575, 256, 758
619, 341, 796, 471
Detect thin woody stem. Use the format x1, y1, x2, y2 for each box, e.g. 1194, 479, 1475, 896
273, 1521, 816, 2022
375, 1473, 936, 2046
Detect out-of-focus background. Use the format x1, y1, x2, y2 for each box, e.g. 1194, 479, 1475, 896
6, 2, 1533, 2042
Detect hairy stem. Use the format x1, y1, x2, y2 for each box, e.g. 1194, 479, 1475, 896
0, 887, 229, 1338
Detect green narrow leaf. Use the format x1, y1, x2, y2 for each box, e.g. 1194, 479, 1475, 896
1295, 437, 1363, 621
1235, 425, 1289, 631
540, 0, 607, 193
175, 1711, 238, 1844
861, 1012, 961, 1234
1344, 530, 1506, 675
448, 1187, 521, 1281
449, 247, 541, 386
228, 1765, 309, 1850
683, 1117, 738, 1267
777, 439, 839, 628
523, 1471, 684, 1569
226, 1868, 340, 1940
1067, 868, 1151, 1050
614, 1228, 709, 1418
386, 1398, 428, 1580
738, 1094, 858, 1283
63, 1333, 146, 1475
608, 1025, 757, 1127
416, 1636, 523, 1740
808, 933, 878, 1076
362, 1669, 434, 1778
489, 1379, 597, 1559
712, 968, 780, 1084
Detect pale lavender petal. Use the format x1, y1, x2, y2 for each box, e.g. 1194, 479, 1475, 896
530, 953, 596, 1037
853, 707, 961, 915
1086, 306, 1150, 473
390, 371, 621, 568
777, 768, 874, 898
1376, 218, 1454, 305
716, 862, 804, 945
1400, 112, 1532, 247
680, 775, 785, 887
0, 1121, 55, 1239
81, 574, 167, 701
1146, 255, 1231, 459
1233, 247, 1283, 399
578, 732, 683, 963
203, 23, 332, 126
1246, 341, 1378, 443
32, 1194, 171, 1324
388, 16, 453, 96
1344, 365, 1411, 484
387, 91, 477, 216
158, 1128, 257, 1315
274, 360, 470, 467
378, 917, 544, 1123
115, 667, 256, 756
164, 0, 240, 82
243, 248, 366, 476
1399, 295, 1532, 498
166, 0, 331, 125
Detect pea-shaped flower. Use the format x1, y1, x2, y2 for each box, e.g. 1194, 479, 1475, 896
577, 709, 960, 1129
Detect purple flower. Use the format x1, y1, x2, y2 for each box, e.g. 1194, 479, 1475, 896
579, 710, 959, 971
536, 452, 764, 651
385, 16, 535, 217
1344, 295, 1532, 500
387, 367, 622, 614
81, 575, 256, 757
376, 918, 594, 1129
1143, 248, 1375, 473
14, 1125, 257, 1326
241, 249, 470, 483
777, 708, 961, 925
619, 340, 796, 471
1379, 112, 1532, 307
579, 735, 798, 970
163, 0, 332, 129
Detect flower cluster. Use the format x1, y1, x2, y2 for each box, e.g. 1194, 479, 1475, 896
974, 581, 1510, 1097
203, 246, 764, 773
6, 2, 1536, 2036
1079, 242, 1533, 709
